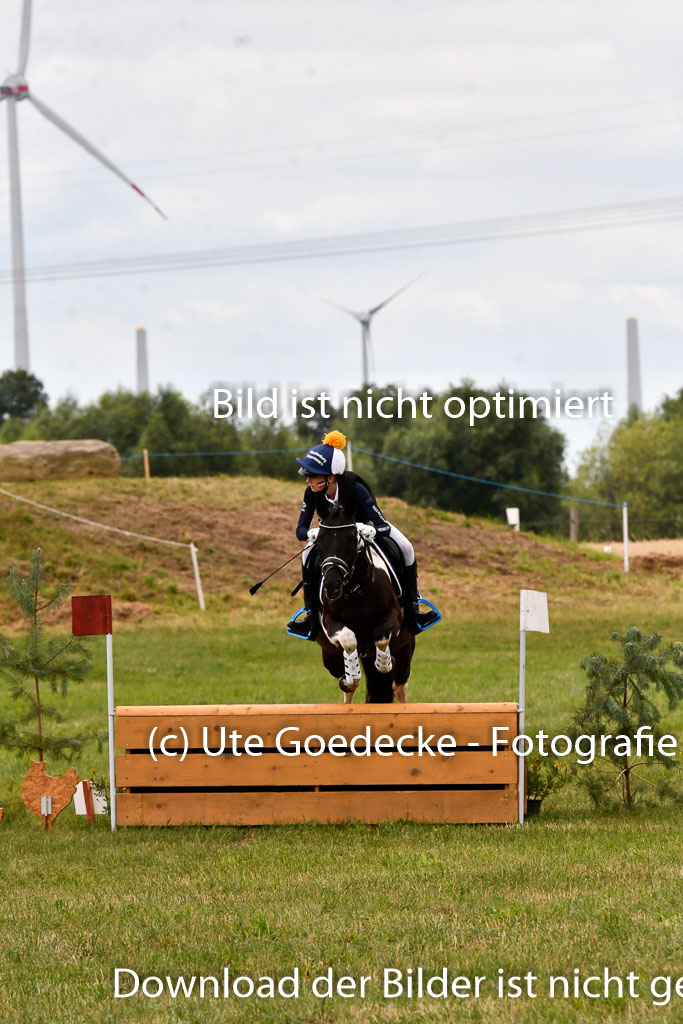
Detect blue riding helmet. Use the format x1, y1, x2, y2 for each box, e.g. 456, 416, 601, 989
296, 432, 347, 477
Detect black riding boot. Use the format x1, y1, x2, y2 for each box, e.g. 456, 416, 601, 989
287, 559, 320, 640
401, 561, 440, 635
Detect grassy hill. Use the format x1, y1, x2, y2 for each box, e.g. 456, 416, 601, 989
0, 475, 679, 630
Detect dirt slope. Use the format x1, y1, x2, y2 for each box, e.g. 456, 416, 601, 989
0, 476, 675, 623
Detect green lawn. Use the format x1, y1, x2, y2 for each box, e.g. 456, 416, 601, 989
2, 602, 682, 1023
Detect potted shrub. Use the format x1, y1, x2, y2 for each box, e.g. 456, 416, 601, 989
526, 756, 568, 815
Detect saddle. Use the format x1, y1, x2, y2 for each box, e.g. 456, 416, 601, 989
367, 536, 404, 600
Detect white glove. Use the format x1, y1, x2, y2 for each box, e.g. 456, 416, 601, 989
307, 527, 320, 542
357, 523, 376, 540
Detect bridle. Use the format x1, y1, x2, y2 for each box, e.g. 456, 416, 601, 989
318, 521, 372, 596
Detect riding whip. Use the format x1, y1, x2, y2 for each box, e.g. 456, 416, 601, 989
249, 549, 304, 595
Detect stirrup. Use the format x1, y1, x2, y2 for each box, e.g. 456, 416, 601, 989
414, 598, 442, 632
287, 608, 314, 640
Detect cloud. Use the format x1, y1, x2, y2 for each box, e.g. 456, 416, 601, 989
1, 0, 681, 465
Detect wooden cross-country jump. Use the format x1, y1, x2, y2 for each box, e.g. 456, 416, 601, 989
116, 702, 523, 826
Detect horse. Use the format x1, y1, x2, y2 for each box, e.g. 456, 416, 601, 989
313, 505, 415, 703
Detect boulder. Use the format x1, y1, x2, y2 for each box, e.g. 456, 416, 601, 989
0, 439, 121, 481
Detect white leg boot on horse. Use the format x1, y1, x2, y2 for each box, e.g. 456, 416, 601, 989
374, 636, 393, 674
342, 648, 362, 703
327, 625, 362, 703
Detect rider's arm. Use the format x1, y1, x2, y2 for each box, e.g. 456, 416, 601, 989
353, 481, 391, 536
296, 487, 315, 540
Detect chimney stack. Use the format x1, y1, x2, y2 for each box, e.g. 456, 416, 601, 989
626, 317, 642, 412
136, 327, 149, 394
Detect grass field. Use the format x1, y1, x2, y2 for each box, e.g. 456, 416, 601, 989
1, 479, 682, 1023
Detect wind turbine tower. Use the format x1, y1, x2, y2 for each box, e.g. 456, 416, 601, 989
325, 276, 420, 386
1, 0, 165, 371
136, 327, 149, 394
626, 317, 643, 412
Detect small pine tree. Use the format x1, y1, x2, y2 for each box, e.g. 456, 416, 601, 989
0, 549, 94, 765
570, 627, 683, 807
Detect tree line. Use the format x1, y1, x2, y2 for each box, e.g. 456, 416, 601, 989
1, 369, 680, 538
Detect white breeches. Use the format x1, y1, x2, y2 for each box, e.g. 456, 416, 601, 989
302, 541, 315, 566
386, 524, 415, 566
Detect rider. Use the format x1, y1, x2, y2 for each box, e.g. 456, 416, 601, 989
287, 430, 439, 639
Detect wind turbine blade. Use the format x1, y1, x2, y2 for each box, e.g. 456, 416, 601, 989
368, 273, 423, 316
322, 297, 362, 321
17, 0, 33, 75
27, 93, 167, 219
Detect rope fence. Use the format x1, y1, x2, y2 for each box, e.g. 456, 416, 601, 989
0, 485, 206, 610
353, 446, 623, 507
120, 448, 303, 461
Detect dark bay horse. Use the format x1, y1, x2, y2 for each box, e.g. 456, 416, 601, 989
314, 506, 415, 703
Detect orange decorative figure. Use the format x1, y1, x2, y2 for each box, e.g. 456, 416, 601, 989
21, 761, 78, 830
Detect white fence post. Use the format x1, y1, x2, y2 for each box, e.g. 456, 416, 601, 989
190, 543, 206, 611
518, 627, 527, 825
106, 632, 116, 832
518, 590, 550, 824
622, 503, 629, 574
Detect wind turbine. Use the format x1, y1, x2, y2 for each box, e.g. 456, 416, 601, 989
1, 0, 165, 371
324, 276, 421, 386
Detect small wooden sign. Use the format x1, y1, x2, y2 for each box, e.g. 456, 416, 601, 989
71, 595, 112, 636
21, 761, 78, 830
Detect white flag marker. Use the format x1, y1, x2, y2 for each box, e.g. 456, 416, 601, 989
506, 507, 520, 531
518, 589, 549, 824
520, 589, 549, 633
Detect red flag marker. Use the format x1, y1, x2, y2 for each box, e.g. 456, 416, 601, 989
71, 595, 112, 636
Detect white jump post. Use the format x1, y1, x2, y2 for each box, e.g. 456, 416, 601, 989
106, 630, 115, 831
622, 502, 629, 574
71, 595, 116, 831
518, 590, 550, 824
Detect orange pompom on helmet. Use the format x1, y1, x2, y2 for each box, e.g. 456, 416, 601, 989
296, 430, 346, 476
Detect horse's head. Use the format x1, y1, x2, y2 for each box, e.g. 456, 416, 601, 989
317, 506, 360, 600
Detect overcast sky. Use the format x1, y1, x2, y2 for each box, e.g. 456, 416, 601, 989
2, 0, 682, 467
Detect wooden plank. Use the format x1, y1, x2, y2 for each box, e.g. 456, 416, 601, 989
117, 787, 518, 826
115, 703, 519, 751
116, 749, 517, 788
117, 702, 518, 716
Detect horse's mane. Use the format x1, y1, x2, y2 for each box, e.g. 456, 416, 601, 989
320, 505, 354, 528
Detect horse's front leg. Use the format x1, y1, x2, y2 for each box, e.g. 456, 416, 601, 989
374, 635, 393, 674
373, 612, 401, 678
392, 680, 408, 703
322, 612, 362, 703
392, 634, 415, 704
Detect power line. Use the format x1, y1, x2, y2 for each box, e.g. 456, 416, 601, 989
5, 115, 683, 196
354, 447, 623, 507
12, 92, 683, 186
2, 192, 682, 284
